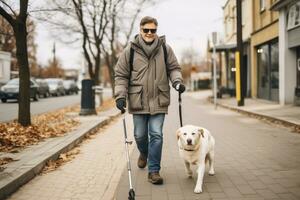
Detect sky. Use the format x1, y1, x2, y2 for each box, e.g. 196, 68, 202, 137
35, 0, 226, 69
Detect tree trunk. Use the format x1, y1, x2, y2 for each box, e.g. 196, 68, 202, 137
13, 19, 31, 126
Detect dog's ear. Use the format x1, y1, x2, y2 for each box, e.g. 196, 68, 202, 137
198, 129, 204, 138
176, 128, 181, 140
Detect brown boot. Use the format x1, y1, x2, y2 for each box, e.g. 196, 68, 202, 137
137, 154, 147, 169
148, 172, 163, 185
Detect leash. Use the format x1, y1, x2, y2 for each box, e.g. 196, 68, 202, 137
179, 92, 183, 127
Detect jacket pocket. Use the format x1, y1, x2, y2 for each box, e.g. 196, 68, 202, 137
128, 85, 143, 110
158, 84, 170, 107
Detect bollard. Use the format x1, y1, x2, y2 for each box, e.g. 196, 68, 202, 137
79, 79, 97, 115
93, 85, 103, 107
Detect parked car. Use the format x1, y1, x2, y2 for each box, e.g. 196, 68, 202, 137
63, 80, 79, 95
45, 78, 65, 96
36, 79, 50, 98
0, 78, 39, 103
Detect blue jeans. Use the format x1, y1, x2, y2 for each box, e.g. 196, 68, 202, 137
133, 114, 165, 173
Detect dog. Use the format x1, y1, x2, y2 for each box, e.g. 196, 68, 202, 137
176, 125, 215, 193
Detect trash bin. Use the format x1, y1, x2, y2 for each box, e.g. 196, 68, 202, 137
79, 79, 97, 115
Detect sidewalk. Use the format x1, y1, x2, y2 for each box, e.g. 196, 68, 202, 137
115, 90, 300, 200
208, 92, 300, 132
1, 90, 300, 200
0, 107, 122, 199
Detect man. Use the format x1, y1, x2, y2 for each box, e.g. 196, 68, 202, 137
114, 16, 185, 185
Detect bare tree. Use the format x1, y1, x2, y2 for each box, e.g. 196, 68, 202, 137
0, 0, 32, 126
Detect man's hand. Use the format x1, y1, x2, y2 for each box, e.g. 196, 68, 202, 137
174, 82, 185, 94
116, 98, 126, 113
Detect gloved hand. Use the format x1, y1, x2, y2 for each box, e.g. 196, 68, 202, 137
116, 98, 126, 113
174, 82, 185, 94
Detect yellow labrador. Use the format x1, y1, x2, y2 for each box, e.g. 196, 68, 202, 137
176, 125, 215, 193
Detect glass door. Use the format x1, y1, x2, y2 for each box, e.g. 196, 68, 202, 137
270, 42, 279, 102
257, 44, 270, 100
257, 41, 279, 102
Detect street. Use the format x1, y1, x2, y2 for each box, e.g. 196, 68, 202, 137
0, 88, 113, 122
5, 90, 300, 200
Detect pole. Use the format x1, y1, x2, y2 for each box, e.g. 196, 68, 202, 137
212, 32, 217, 109
236, 0, 244, 106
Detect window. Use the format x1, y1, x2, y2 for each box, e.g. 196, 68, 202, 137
287, 2, 300, 30
232, 6, 236, 32
257, 41, 279, 101
260, 0, 266, 12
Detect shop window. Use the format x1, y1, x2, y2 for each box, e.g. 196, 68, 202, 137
257, 41, 279, 101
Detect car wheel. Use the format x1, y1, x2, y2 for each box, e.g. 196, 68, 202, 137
1, 99, 7, 103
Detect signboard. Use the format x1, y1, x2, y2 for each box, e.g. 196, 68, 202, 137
287, 2, 300, 30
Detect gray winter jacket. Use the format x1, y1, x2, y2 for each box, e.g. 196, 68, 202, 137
114, 35, 183, 114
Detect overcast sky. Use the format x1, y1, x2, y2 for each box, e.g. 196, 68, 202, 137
35, 0, 226, 69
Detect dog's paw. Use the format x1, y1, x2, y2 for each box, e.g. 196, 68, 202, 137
208, 169, 215, 176
194, 187, 202, 193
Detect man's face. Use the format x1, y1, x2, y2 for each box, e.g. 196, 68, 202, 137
140, 22, 157, 43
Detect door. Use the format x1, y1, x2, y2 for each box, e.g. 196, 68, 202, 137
257, 44, 270, 100
257, 41, 279, 102
270, 42, 279, 102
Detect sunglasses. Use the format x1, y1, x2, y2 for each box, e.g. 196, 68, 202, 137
142, 28, 157, 34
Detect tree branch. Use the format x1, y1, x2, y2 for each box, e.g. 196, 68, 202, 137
0, 0, 17, 16
0, 4, 15, 26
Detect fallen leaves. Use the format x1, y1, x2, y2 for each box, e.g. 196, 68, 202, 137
42, 147, 80, 174
0, 105, 80, 153
0, 157, 15, 165
0, 157, 17, 172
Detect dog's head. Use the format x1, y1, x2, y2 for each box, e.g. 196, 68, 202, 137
176, 125, 204, 150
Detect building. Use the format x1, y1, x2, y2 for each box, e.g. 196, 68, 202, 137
271, 0, 300, 105
251, 0, 279, 102
214, 0, 253, 97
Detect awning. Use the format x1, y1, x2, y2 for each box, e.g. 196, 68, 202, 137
209, 43, 236, 52
270, 0, 298, 11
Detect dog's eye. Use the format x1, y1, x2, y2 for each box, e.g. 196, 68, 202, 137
183, 133, 187, 136
192, 132, 195, 135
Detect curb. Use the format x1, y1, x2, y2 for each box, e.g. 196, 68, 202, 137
209, 98, 300, 133
0, 109, 121, 200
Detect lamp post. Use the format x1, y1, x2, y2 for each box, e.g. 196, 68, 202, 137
236, 0, 244, 106
212, 32, 217, 109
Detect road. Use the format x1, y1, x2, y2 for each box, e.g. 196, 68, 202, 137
0, 88, 113, 122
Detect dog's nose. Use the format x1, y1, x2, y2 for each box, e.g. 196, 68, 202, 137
187, 139, 192, 145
